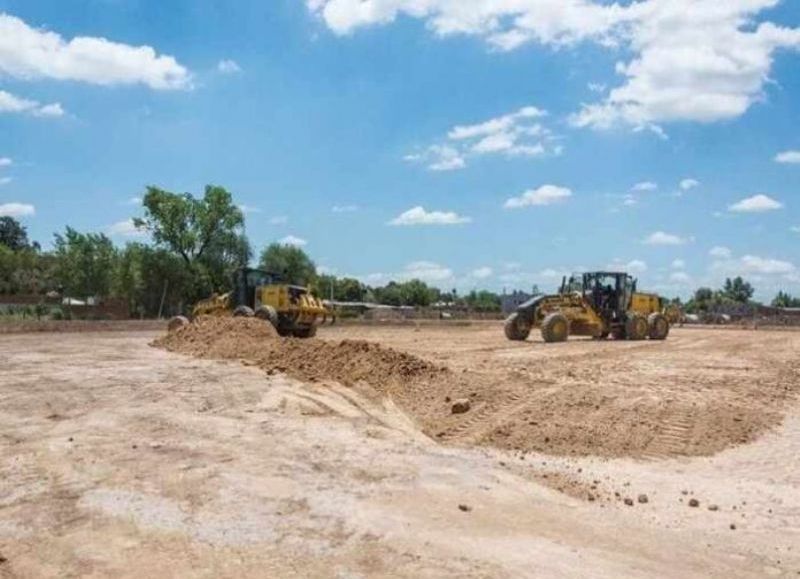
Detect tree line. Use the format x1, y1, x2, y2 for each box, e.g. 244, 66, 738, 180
1, 185, 798, 317
0, 185, 505, 316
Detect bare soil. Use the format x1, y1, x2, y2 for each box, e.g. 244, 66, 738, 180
1, 323, 799, 577
159, 318, 800, 459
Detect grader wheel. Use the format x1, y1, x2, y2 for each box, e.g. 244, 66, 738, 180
648, 313, 670, 340
255, 305, 279, 328
541, 312, 569, 343
167, 315, 189, 332
233, 305, 255, 317
504, 313, 532, 341
625, 313, 649, 341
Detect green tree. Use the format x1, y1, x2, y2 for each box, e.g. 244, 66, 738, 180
134, 184, 248, 298
259, 243, 317, 285
113, 243, 195, 317
464, 290, 501, 312
722, 276, 754, 303
0, 216, 31, 251
772, 291, 800, 308
53, 228, 117, 299
135, 185, 245, 269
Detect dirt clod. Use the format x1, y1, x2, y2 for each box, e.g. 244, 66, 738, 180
689, 499, 700, 508
638, 494, 649, 504
624, 498, 634, 506
451, 398, 471, 414
708, 504, 719, 512
458, 504, 472, 512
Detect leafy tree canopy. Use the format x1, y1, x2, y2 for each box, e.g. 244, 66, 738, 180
0, 216, 31, 251
259, 243, 317, 286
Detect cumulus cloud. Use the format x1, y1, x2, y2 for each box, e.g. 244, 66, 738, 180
0, 12, 190, 90
308, 1, 800, 131
711, 253, 796, 276
362, 261, 455, 285
680, 178, 700, 191
471, 266, 493, 279
106, 219, 145, 238
0, 157, 11, 167
0, 202, 35, 217
709, 246, 732, 259
631, 181, 657, 192
775, 150, 800, 164
388, 206, 471, 226
504, 185, 572, 209
279, 235, 307, 247
332, 204, 359, 213
0, 177, 12, 186
643, 231, 687, 245
670, 271, 691, 283
406, 106, 560, 171
405, 145, 466, 172
0, 90, 63, 117
671, 259, 685, 269
728, 194, 783, 213
217, 59, 241, 74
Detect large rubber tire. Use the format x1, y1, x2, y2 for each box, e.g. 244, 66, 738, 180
255, 305, 279, 328
504, 313, 532, 341
541, 312, 569, 343
233, 305, 255, 318
167, 315, 189, 332
611, 327, 626, 340
625, 313, 649, 341
648, 313, 670, 340
292, 325, 317, 339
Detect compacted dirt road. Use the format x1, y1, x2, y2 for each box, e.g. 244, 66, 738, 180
1, 325, 798, 577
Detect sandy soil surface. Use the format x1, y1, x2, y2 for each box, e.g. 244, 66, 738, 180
1, 325, 799, 577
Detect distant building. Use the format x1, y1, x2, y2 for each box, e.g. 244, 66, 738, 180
501, 291, 532, 315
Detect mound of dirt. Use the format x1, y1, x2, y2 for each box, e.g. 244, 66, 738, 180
154, 317, 448, 395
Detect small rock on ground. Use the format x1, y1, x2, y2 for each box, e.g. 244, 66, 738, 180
637, 494, 649, 504
688, 498, 700, 508
451, 399, 471, 414
458, 504, 472, 512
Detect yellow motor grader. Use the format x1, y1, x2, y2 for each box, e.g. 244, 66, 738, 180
504, 271, 671, 343
182, 267, 331, 338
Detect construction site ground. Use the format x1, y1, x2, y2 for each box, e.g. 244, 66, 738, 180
1, 322, 798, 578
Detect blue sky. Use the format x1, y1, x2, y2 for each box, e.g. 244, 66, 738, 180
0, 0, 798, 299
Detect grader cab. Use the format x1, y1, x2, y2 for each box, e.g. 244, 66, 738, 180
504, 271, 670, 343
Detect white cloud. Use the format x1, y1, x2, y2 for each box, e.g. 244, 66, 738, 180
622, 194, 637, 207
279, 235, 307, 247
792, 226, 800, 233
106, 219, 144, 238
709, 246, 732, 259
471, 266, 493, 279
124, 196, 142, 206
308, 2, 800, 131
0, 202, 34, 217
269, 215, 288, 225
739, 255, 795, 275
0, 177, 12, 186
0, 13, 190, 90
405, 145, 466, 172
217, 59, 241, 74
0, 90, 63, 117
775, 150, 800, 164
608, 258, 647, 273
728, 194, 783, 213
388, 206, 471, 226
631, 181, 657, 192
643, 231, 687, 245
0, 157, 12, 168
680, 178, 700, 191
711, 253, 796, 276
361, 260, 455, 285
588, 82, 606, 93
332, 204, 359, 213
407, 105, 559, 170
671, 259, 685, 269
238, 204, 261, 215
504, 185, 572, 209
669, 271, 691, 283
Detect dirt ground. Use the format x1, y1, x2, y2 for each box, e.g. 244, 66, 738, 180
1, 324, 799, 577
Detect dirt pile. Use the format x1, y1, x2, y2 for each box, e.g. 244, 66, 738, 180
154, 317, 448, 394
